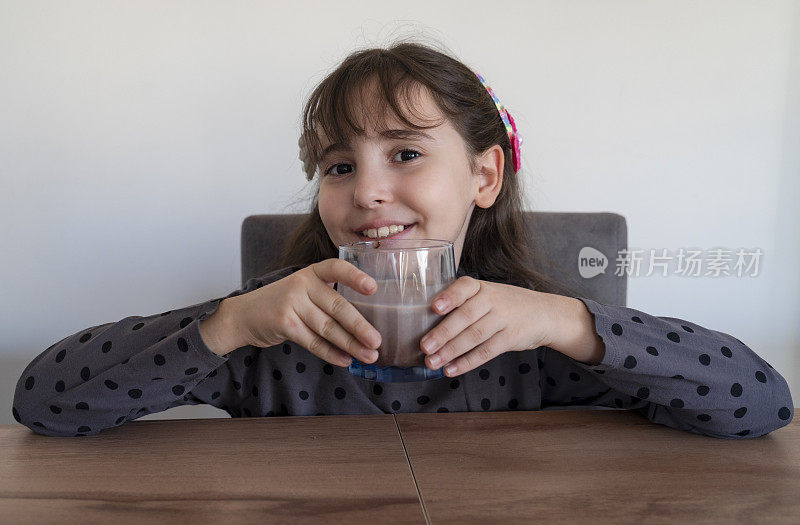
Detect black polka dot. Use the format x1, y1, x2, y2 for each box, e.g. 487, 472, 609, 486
49, 405, 61, 414
104, 379, 118, 390
77, 425, 91, 433
730, 383, 743, 397
611, 324, 623, 336
132, 322, 144, 330
594, 369, 605, 374
623, 356, 637, 369
697, 414, 711, 422
273, 369, 282, 381
244, 355, 253, 367
734, 407, 747, 418
53, 380, 65, 393
699, 354, 711, 366
76, 402, 89, 410
569, 372, 581, 381
720, 346, 732, 358
121, 358, 129, 365
481, 398, 491, 410
631, 316, 643, 324
537, 358, 544, 370
115, 416, 126, 424
498, 375, 506, 386
128, 389, 142, 399
672, 374, 684, 379
160, 310, 172, 316
180, 317, 193, 328
206, 369, 218, 378
24, 376, 35, 390
33, 422, 45, 428
296, 362, 306, 373
755, 371, 767, 383
670, 398, 684, 408
172, 385, 185, 396
479, 369, 490, 380
12, 407, 20, 422
154, 354, 166, 366
151, 377, 163, 381
449, 379, 460, 389
646, 346, 659, 356
373, 384, 383, 396
233, 381, 241, 390
391, 400, 401, 411
79, 333, 92, 343
546, 377, 556, 387
735, 429, 750, 436
681, 325, 694, 333
518, 363, 531, 374
55, 349, 66, 362
177, 337, 189, 352
211, 391, 220, 399
507, 398, 519, 409
667, 332, 680, 343
185, 367, 198, 375
437, 407, 449, 412
334, 387, 346, 400
282, 343, 292, 354
158, 335, 167, 341
697, 385, 710, 396
636, 387, 649, 399
299, 390, 309, 400
102, 341, 113, 353
323, 364, 334, 375
779, 407, 791, 420
417, 395, 430, 405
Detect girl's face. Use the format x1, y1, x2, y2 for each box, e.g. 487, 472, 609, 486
316, 84, 503, 270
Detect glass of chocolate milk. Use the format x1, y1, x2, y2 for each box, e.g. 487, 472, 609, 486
338, 239, 456, 382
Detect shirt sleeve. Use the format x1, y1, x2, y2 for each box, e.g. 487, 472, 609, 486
12, 264, 307, 437
538, 296, 794, 440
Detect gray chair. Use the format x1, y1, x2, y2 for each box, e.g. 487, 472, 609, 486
241, 212, 628, 306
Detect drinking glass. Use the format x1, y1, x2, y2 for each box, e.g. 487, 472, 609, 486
337, 239, 456, 382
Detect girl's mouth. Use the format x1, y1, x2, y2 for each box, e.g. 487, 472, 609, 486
355, 223, 416, 241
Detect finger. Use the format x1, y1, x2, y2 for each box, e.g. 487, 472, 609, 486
421, 293, 491, 355
286, 310, 355, 368
430, 276, 481, 315
315, 258, 377, 293
425, 311, 500, 370
438, 329, 509, 376
305, 284, 381, 358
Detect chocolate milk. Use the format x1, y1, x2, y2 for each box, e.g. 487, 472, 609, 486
342, 280, 447, 368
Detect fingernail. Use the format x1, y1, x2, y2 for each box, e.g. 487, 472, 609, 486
434, 298, 447, 312
445, 364, 457, 376
362, 278, 376, 291
429, 354, 441, 366
421, 336, 437, 353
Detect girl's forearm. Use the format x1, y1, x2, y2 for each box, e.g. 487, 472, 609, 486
547, 296, 606, 365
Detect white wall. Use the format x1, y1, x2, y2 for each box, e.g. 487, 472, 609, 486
1, 0, 798, 424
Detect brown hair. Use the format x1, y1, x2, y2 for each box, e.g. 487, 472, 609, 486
274, 40, 579, 298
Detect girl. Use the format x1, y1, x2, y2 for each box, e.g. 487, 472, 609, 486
14, 41, 793, 439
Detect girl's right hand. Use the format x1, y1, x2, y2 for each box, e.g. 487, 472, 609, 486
232, 259, 383, 367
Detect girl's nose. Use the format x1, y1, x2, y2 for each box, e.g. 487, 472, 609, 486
352, 162, 393, 208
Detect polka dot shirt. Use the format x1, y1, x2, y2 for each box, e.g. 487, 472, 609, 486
13, 265, 794, 439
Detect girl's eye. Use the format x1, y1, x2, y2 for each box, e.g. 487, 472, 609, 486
323, 149, 422, 177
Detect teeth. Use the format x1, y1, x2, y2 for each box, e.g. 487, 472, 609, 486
362, 224, 406, 238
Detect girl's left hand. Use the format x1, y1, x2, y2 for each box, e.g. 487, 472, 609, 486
419, 276, 559, 376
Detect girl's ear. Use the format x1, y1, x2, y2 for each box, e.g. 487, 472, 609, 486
474, 144, 504, 209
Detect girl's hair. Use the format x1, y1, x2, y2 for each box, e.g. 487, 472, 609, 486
274, 40, 579, 298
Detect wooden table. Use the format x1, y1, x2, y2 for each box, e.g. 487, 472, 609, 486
1, 409, 798, 524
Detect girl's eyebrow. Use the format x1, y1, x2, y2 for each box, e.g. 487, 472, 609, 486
319, 129, 435, 160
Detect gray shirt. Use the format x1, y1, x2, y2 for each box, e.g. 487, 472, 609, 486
13, 264, 794, 439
